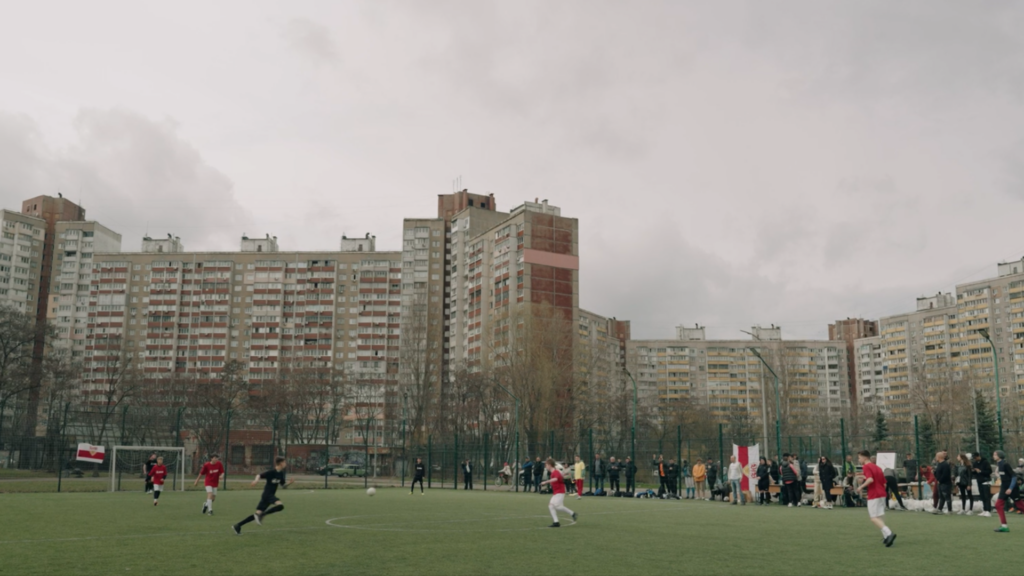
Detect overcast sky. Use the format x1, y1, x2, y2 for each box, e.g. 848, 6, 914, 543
2, 1, 1024, 340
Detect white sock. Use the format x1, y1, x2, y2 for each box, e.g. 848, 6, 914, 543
549, 505, 559, 523
882, 526, 892, 538
206, 499, 213, 510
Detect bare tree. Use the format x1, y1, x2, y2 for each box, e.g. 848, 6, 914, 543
0, 304, 51, 446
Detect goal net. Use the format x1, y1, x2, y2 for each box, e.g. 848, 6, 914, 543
110, 446, 187, 492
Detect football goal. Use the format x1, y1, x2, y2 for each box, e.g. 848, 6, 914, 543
109, 446, 187, 492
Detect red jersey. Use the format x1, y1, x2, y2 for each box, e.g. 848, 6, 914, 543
148, 464, 168, 486
862, 462, 886, 500
200, 461, 225, 487
550, 469, 566, 495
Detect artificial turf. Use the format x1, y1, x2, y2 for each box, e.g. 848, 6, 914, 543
1, 487, 1020, 575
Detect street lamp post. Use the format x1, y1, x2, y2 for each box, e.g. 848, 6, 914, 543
749, 348, 782, 461
493, 381, 520, 492
401, 392, 408, 488
624, 369, 638, 467
977, 328, 1004, 452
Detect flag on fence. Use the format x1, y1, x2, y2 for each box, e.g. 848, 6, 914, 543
76, 443, 105, 464
732, 443, 759, 493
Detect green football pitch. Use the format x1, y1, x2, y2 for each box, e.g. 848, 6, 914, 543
1, 487, 1019, 576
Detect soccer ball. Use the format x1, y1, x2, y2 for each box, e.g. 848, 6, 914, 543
366, 487, 376, 497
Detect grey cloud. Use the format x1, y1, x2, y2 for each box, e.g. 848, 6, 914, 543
282, 18, 341, 66
0, 108, 250, 251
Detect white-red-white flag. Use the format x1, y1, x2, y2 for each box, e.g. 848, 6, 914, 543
732, 443, 759, 493
76, 443, 105, 464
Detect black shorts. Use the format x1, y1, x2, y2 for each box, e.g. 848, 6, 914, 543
257, 494, 280, 512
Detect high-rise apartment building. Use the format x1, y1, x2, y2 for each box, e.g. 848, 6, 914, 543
85, 235, 402, 419
852, 336, 884, 410
627, 325, 849, 424
0, 210, 46, 313
828, 318, 878, 421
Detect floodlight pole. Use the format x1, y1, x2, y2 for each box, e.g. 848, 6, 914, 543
749, 348, 782, 462
977, 329, 1004, 452
624, 369, 638, 467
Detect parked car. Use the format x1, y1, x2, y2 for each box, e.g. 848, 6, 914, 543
315, 464, 368, 478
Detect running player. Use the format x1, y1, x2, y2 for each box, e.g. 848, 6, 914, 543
233, 457, 293, 535
148, 456, 168, 506
540, 458, 577, 528
194, 454, 225, 515
993, 450, 1019, 533
410, 457, 425, 495
857, 450, 896, 547
143, 453, 157, 494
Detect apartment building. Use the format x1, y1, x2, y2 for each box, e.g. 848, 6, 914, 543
828, 318, 878, 417
853, 336, 884, 410
627, 325, 849, 424
0, 210, 46, 313
85, 234, 403, 405
21, 195, 86, 323
577, 309, 631, 399
46, 221, 122, 360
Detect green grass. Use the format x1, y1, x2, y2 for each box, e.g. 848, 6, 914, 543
0, 488, 1019, 576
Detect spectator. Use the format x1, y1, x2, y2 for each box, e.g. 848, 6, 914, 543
756, 457, 770, 505
666, 459, 679, 498
705, 459, 718, 501
573, 456, 586, 499
793, 454, 807, 497
592, 454, 605, 493
692, 459, 707, 500
656, 456, 667, 497
843, 470, 861, 507
682, 460, 694, 499
903, 453, 918, 483
920, 463, 938, 509
532, 456, 544, 493
883, 467, 908, 510
843, 454, 855, 478
563, 463, 574, 494
624, 457, 637, 494
498, 462, 512, 486
972, 453, 993, 518
932, 452, 953, 515
608, 457, 621, 493
781, 455, 800, 507
462, 459, 474, 490
819, 457, 837, 510
727, 455, 745, 505
811, 459, 825, 508
956, 453, 973, 515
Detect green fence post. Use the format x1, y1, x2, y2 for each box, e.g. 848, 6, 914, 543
224, 410, 232, 490
484, 433, 489, 491
718, 424, 724, 470
840, 418, 847, 473
454, 434, 459, 490
324, 448, 329, 489
427, 435, 432, 489
677, 425, 682, 469
589, 428, 594, 493
57, 402, 70, 493
120, 405, 129, 444
914, 416, 921, 498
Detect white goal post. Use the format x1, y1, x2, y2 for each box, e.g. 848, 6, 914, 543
110, 446, 187, 492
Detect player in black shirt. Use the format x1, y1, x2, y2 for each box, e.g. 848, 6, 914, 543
993, 450, 1019, 533
410, 457, 426, 495
233, 457, 293, 535
143, 454, 157, 494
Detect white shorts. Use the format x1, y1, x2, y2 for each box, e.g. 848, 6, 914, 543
549, 493, 565, 508
153, 484, 164, 493
867, 497, 886, 518
205, 486, 217, 495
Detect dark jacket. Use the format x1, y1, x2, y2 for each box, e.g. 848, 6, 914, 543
593, 459, 605, 478
462, 462, 473, 476
769, 462, 780, 482
818, 462, 836, 488
533, 461, 544, 477
666, 463, 679, 480
608, 462, 621, 479
934, 461, 952, 486
973, 458, 992, 484
756, 464, 770, 487
624, 462, 637, 478
956, 464, 971, 487
413, 463, 426, 478
781, 461, 798, 484
706, 463, 718, 483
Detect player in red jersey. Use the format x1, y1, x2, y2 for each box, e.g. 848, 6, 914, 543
194, 454, 225, 516
539, 458, 577, 528
858, 450, 896, 547
148, 456, 168, 506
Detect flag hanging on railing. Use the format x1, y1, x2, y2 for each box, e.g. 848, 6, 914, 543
732, 443, 759, 493
76, 443, 105, 464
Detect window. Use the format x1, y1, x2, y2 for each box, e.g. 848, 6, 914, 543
251, 445, 274, 466
230, 445, 245, 465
